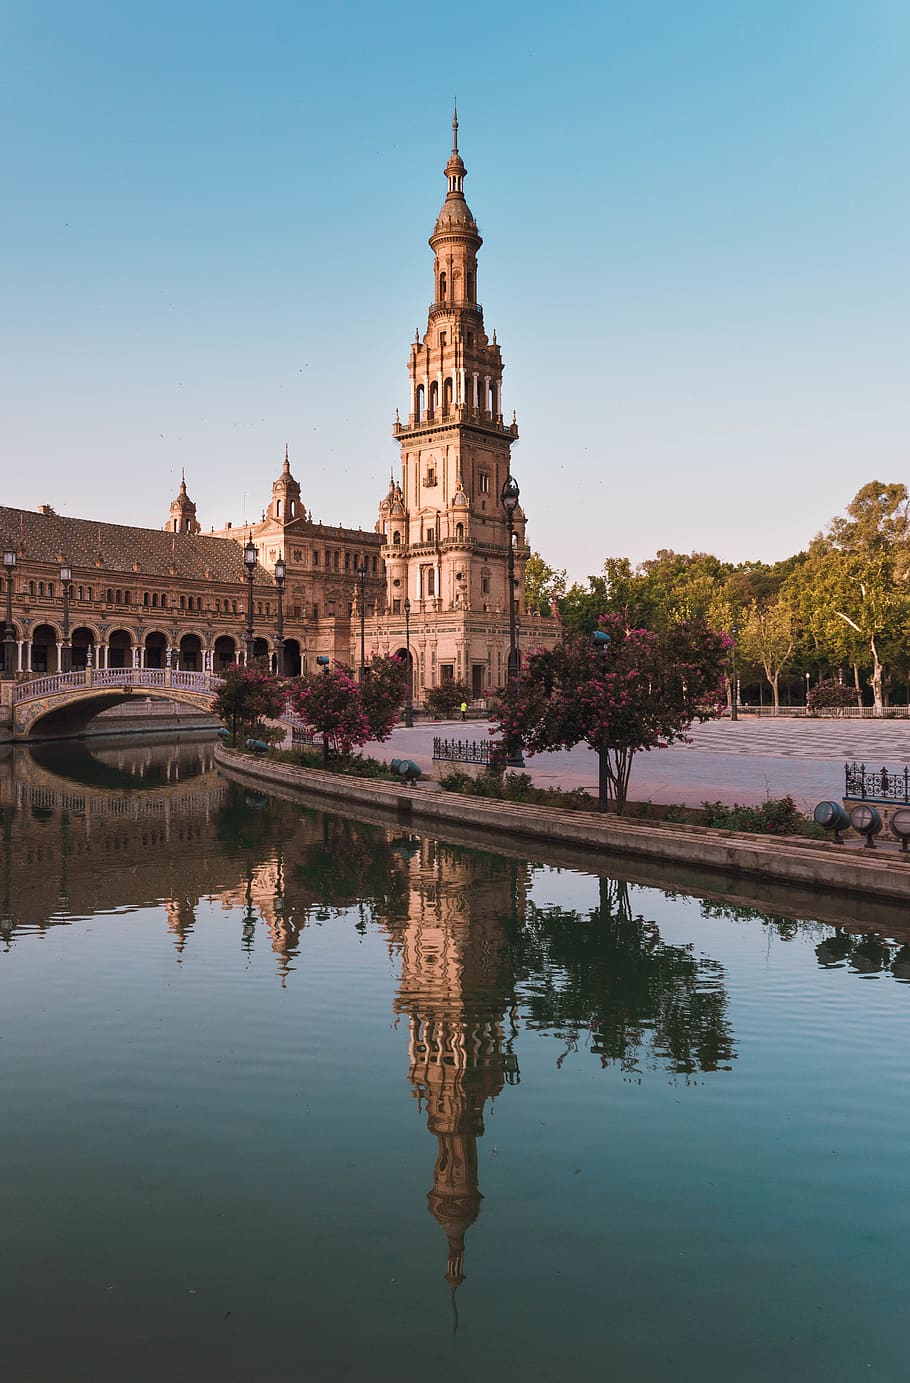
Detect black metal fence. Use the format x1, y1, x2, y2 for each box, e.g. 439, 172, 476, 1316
844, 762, 910, 803
433, 736, 493, 766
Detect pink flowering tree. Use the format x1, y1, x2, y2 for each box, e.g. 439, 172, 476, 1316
212, 665, 286, 746
290, 664, 370, 762
359, 654, 408, 741
495, 613, 729, 813
288, 656, 406, 764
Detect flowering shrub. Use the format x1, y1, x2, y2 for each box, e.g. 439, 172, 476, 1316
212, 665, 285, 744
807, 677, 855, 715
288, 655, 406, 759
495, 613, 728, 813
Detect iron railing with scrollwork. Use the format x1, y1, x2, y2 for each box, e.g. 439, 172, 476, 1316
433, 736, 494, 766
844, 762, 910, 803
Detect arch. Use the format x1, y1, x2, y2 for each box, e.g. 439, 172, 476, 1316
283, 638, 302, 677
214, 635, 237, 670
392, 530, 401, 546
144, 630, 168, 669
429, 380, 439, 417
439, 270, 447, 301
416, 383, 424, 422
467, 270, 474, 301
455, 522, 465, 542
443, 377, 453, 414
70, 626, 95, 670
107, 628, 133, 670
252, 637, 270, 664
30, 623, 59, 674
179, 632, 202, 671
395, 647, 414, 701
490, 383, 499, 417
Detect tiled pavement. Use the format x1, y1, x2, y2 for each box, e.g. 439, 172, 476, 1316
364, 715, 910, 813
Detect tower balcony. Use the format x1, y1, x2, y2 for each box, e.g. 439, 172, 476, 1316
394, 406, 518, 438
427, 300, 483, 321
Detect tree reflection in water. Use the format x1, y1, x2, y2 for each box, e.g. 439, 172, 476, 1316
512, 877, 736, 1076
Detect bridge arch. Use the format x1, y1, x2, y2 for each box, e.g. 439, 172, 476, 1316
12, 670, 221, 740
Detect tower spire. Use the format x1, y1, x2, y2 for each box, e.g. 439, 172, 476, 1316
452, 99, 458, 154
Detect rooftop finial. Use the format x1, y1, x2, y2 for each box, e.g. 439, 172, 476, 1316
452, 99, 458, 154
283, 442, 290, 472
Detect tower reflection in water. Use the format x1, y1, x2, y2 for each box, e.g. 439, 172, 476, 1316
384, 839, 521, 1297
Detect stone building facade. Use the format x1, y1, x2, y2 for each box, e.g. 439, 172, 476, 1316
0, 116, 558, 695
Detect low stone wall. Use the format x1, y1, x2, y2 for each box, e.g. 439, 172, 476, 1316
214, 745, 910, 905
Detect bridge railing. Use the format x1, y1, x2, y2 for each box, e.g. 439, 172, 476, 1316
13, 668, 222, 703
13, 671, 87, 702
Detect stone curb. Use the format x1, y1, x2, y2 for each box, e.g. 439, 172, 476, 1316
214, 746, 910, 905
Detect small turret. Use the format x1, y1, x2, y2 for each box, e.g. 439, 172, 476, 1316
167, 472, 200, 534
269, 445, 302, 524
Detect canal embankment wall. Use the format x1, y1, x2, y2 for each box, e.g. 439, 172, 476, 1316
214, 745, 910, 909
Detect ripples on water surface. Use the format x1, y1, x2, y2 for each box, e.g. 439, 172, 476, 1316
1, 736, 909, 1383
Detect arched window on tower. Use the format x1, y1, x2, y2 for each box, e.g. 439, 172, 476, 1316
467, 270, 474, 301
439, 271, 447, 301
490, 383, 499, 417
455, 522, 464, 542
443, 378, 453, 415
416, 383, 424, 423
392, 531, 401, 546
276, 500, 281, 518
429, 381, 439, 417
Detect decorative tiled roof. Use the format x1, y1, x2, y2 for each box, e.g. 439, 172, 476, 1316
0, 506, 269, 583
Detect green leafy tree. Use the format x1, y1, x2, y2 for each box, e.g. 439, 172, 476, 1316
212, 665, 285, 745
523, 551, 567, 615
424, 679, 472, 718
737, 597, 796, 709
494, 614, 728, 814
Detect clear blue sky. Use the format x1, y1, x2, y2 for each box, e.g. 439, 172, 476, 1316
2, 0, 907, 582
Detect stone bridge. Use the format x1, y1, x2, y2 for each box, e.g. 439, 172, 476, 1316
3, 668, 222, 739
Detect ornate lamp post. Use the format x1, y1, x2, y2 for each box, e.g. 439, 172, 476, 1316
2, 548, 16, 680
730, 621, 739, 722
357, 563, 367, 682
60, 563, 72, 672
316, 654, 330, 767
274, 555, 286, 677
500, 475, 520, 684
243, 536, 257, 666
403, 596, 413, 727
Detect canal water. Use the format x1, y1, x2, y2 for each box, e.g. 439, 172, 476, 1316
1, 736, 908, 1383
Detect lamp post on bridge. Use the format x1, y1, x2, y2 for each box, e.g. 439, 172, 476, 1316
60, 563, 72, 673
244, 536, 257, 666
274, 555, 286, 677
403, 596, 413, 727
730, 621, 739, 722
2, 548, 16, 680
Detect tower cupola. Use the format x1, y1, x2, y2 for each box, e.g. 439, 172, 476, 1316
167, 472, 200, 534
269, 445, 302, 524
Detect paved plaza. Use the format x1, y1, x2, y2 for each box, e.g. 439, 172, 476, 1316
365, 715, 910, 813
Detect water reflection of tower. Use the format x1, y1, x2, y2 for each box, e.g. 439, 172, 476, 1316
387, 840, 524, 1296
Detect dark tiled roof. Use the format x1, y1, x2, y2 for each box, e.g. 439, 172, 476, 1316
0, 506, 269, 583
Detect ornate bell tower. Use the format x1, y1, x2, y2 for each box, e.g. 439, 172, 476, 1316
377, 110, 542, 697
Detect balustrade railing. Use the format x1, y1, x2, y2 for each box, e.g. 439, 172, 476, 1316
13, 667, 221, 702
